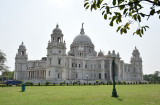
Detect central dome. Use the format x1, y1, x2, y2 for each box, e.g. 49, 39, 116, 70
73, 34, 92, 44
72, 24, 93, 45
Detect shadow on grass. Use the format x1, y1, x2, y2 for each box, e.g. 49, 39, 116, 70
111, 95, 123, 102
19, 91, 25, 92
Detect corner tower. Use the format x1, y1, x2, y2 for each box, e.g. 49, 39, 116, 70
14, 42, 28, 80
130, 47, 143, 81
46, 24, 66, 81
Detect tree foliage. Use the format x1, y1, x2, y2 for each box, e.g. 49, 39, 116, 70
0, 50, 6, 71
143, 71, 160, 83
84, 0, 160, 37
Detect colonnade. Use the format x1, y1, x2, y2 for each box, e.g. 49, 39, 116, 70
28, 70, 46, 79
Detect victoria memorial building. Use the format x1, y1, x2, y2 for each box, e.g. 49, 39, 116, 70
14, 24, 143, 83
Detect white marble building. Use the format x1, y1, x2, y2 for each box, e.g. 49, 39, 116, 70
14, 24, 143, 83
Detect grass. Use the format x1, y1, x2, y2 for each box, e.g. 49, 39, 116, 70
0, 84, 160, 105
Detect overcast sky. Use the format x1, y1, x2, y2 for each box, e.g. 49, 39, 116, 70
0, 0, 160, 74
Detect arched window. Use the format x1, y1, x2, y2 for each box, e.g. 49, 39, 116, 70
53, 37, 54, 41
58, 59, 61, 65
58, 73, 60, 78
21, 51, 24, 55
57, 37, 61, 42
79, 64, 80, 68
72, 63, 74, 67
49, 58, 52, 64
85, 65, 87, 69
49, 71, 50, 76
99, 73, 101, 79
105, 73, 107, 79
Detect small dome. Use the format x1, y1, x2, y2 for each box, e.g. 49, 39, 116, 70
133, 47, 139, 55
98, 50, 104, 57
19, 42, 26, 49
52, 24, 62, 34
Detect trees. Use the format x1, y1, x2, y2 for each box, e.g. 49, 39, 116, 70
0, 50, 6, 71
84, 0, 160, 37
0, 70, 14, 81
143, 71, 160, 83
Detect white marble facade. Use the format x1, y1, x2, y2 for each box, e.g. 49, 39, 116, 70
14, 24, 143, 83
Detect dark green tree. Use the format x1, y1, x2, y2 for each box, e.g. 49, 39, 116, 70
84, 0, 160, 37
0, 50, 7, 71
143, 71, 160, 83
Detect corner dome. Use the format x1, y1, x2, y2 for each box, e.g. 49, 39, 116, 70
98, 50, 104, 57
19, 42, 26, 49
133, 47, 139, 54
52, 24, 62, 34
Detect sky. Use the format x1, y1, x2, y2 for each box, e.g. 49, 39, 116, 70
0, 0, 160, 74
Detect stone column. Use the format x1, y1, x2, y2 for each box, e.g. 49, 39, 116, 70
101, 60, 105, 80
109, 60, 112, 81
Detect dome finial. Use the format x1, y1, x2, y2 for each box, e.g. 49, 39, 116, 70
80, 23, 85, 35
82, 23, 84, 28
56, 23, 59, 28
22, 41, 23, 45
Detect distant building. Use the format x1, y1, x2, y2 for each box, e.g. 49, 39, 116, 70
14, 24, 143, 83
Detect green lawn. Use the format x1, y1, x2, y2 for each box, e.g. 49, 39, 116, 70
0, 84, 160, 105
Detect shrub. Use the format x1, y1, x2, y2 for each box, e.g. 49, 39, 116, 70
45, 81, 50, 86
89, 83, 91, 85
96, 80, 99, 84
25, 82, 33, 86
107, 80, 112, 85
84, 83, 86, 85
0, 84, 7, 87
38, 83, 40, 86
117, 81, 122, 85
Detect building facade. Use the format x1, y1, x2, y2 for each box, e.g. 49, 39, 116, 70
14, 24, 143, 83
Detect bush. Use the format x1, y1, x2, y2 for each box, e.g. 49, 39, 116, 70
117, 81, 122, 85
89, 83, 91, 85
107, 80, 112, 85
38, 83, 40, 86
0, 84, 7, 87
25, 82, 33, 86
96, 80, 99, 84
45, 81, 50, 86
84, 83, 86, 85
